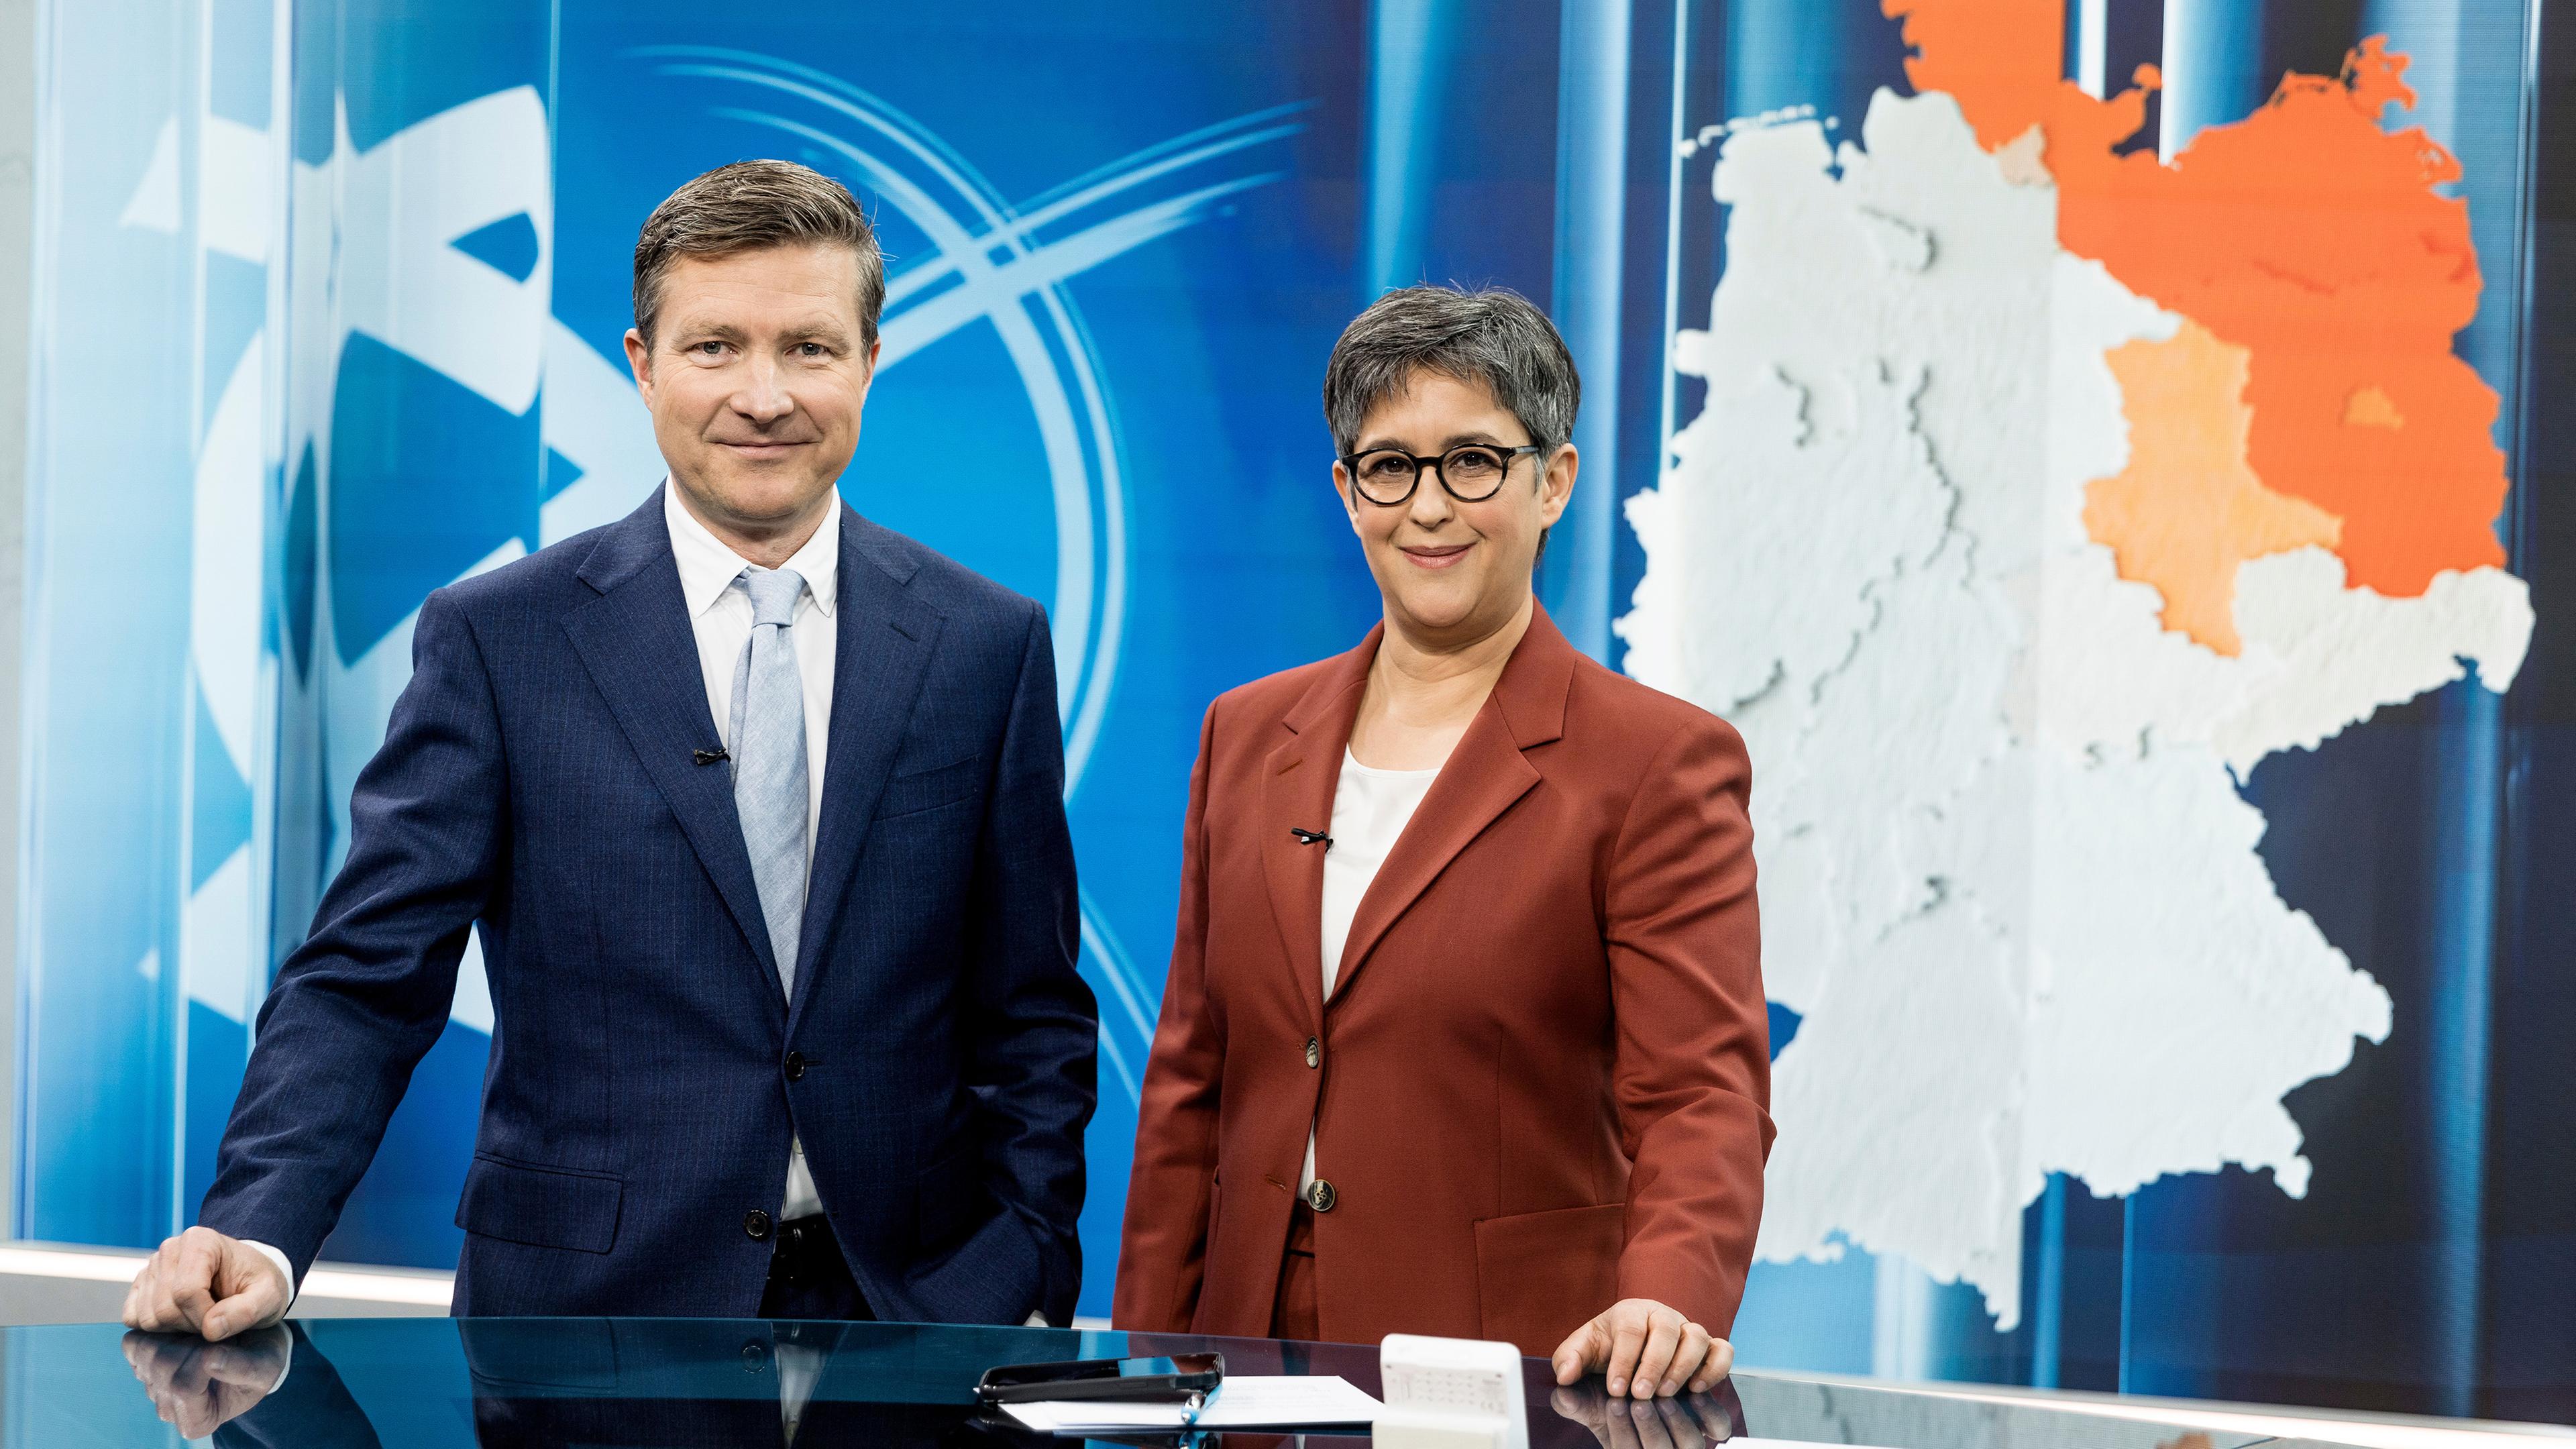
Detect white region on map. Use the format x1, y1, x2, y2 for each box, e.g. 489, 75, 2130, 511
1619, 86, 2531, 1325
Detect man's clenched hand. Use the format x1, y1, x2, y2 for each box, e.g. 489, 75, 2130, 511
121, 1226, 290, 1341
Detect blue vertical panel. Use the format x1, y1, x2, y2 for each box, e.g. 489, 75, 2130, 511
21, 0, 288, 1250
1366, 0, 1564, 305
2049, 1177, 2130, 1392
2104, 0, 2169, 152
282, 0, 552, 1270
1543, 0, 1631, 661
1607, 0, 1698, 676
2029, 1176, 2067, 1387
21, 0, 229, 1248
2157, 0, 2273, 156
1364, 0, 1466, 299
1723, 0, 1910, 122
2161, 0, 2370, 156
2351, 0, 2546, 1403
265, 0, 342, 990
2477, 0, 2574, 1425
173, 0, 282, 1286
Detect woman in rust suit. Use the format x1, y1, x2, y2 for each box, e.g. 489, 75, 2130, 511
1116, 285, 1770, 1401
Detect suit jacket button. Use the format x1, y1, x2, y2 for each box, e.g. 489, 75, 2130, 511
1304, 1038, 1320, 1069
745, 1210, 773, 1241
1305, 1179, 1337, 1214
785, 1052, 807, 1081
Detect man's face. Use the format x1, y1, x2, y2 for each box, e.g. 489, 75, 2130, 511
623, 242, 879, 539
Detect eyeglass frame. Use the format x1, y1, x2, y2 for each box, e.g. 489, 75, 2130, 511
1334, 443, 1546, 506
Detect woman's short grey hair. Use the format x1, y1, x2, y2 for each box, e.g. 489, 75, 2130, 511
1321, 284, 1581, 460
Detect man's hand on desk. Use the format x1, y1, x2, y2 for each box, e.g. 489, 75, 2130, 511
1551, 1298, 1733, 1398
123, 1324, 291, 1437
121, 1225, 291, 1340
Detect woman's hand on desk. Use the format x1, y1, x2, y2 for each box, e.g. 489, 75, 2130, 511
1551, 1298, 1733, 1398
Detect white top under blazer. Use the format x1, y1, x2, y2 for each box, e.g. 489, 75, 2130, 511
1300, 748, 1441, 1193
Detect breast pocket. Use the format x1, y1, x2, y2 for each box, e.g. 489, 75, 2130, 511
875, 755, 984, 820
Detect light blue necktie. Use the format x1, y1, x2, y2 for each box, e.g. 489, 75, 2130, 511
729, 566, 808, 998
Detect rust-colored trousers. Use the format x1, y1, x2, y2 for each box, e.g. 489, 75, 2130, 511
1268, 1203, 1319, 1340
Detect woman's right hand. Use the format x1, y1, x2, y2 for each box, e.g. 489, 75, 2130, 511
1550, 1297, 1733, 1398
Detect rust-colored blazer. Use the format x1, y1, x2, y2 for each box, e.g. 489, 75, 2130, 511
1114, 607, 1772, 1354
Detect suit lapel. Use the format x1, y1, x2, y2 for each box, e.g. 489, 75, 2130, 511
1328, 605, 1578, 1008
563, 489, 783, 1001
1328, 710, 1538, 1007
1261, 634, 1375, 1034
788, 507, 945, 1033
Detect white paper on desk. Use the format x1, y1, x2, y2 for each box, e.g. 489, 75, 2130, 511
1000, 1375, 1385, 1432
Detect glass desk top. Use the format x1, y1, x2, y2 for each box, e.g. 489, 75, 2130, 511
15, 1316, 2430, 1449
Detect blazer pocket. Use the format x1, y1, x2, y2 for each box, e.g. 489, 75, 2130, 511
455, 1155, 625, 1255
875, 756, 984, 820
1473, 1202, 1625, 1354
914, 1140, 990, 1251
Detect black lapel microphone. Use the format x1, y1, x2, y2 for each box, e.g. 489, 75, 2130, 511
1291, 827, 1333, 849
693, 747, 730, 767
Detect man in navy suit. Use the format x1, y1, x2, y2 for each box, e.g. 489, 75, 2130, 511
121, 160, 1097, 1336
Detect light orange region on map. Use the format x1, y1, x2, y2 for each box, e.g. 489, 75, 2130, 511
2086, 321, 2341, 654
1883, 0, 2509, 600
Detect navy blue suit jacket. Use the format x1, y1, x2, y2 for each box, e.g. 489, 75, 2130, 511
198, 488, 1097, 1324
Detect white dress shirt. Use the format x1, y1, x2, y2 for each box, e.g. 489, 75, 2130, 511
665, 480, 839, 1221
1300, 748, 1440, 1191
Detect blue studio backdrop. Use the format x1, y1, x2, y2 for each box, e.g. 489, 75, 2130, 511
21, 0, 2576, 1423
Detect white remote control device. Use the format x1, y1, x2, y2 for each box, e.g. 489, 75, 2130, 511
1375, 1334, 1529, 1449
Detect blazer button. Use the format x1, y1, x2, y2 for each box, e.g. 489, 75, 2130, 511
784, 1052, 807, 1081
1304, 1038, 1320, 1069
1305, 1179, 1337, 1214
745, 1210, 773, 1241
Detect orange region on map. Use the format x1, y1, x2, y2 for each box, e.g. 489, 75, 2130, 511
2085, 320, 2342, 655
1883, 0, 2509, 600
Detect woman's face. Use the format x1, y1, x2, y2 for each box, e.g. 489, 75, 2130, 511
1336, 371, 1576, 643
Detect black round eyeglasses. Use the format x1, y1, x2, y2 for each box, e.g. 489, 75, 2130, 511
1336, 443, 1544, 506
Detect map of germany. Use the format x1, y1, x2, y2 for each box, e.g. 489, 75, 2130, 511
1619, 0, 2533, 1324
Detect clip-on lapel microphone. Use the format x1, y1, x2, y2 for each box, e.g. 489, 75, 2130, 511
1290, 827, 1333, 849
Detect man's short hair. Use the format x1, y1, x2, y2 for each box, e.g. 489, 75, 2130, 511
632, 160, 884, 352
1320, 284, 1581, 460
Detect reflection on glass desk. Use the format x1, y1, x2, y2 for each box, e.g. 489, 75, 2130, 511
17, 1316, 2531, 1449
